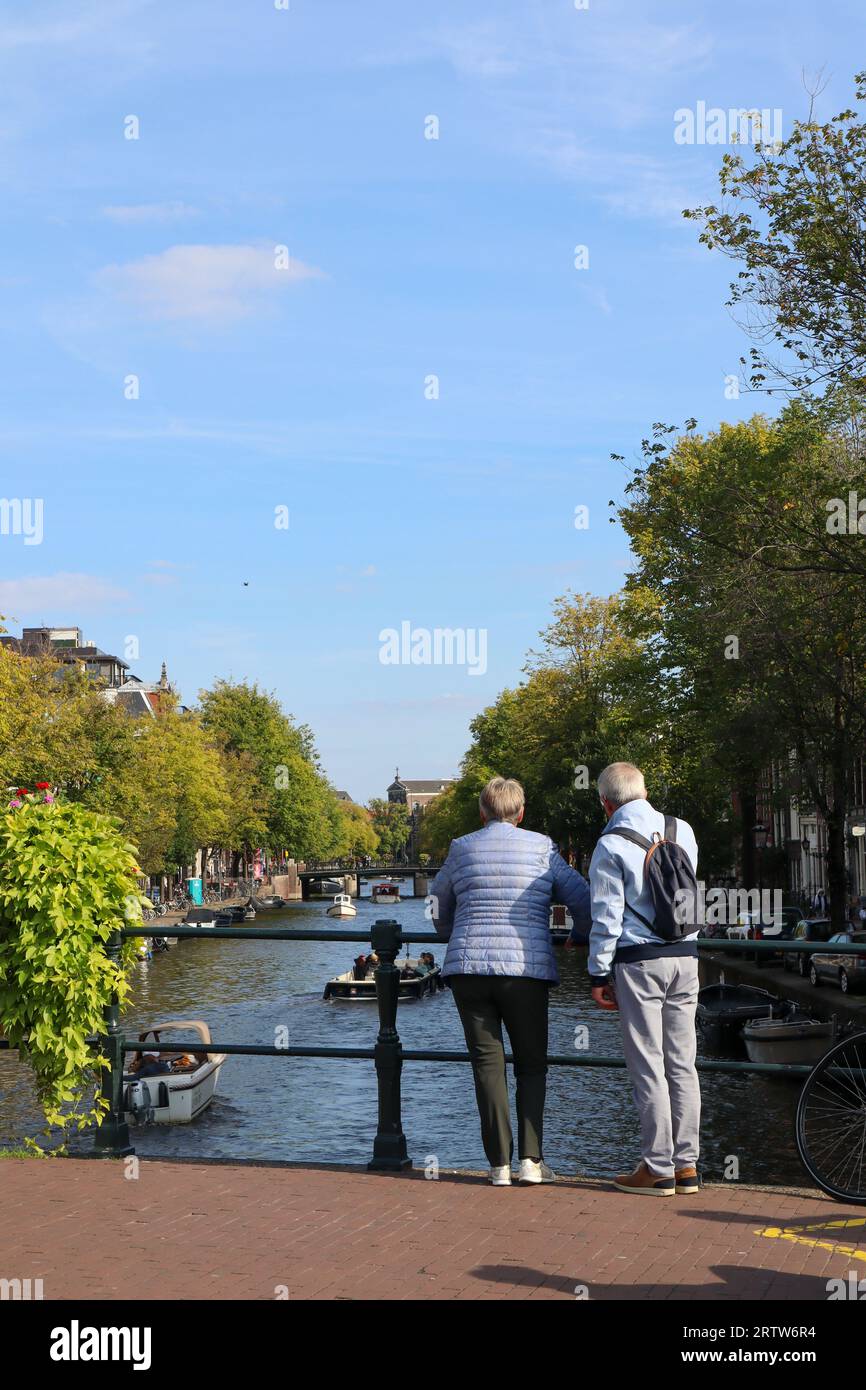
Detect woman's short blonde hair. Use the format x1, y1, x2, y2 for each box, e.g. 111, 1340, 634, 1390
479, 776, 525, 823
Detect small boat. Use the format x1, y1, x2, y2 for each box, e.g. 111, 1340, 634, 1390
123, 1020, 227, 1125
326, 892, 357, 919
372, 881, 401, 905
323, 959, 441, 1001
251, 895, 285, 911
549, 905, 572, 945
183, 906, 218, 930
243, 901, 256, 921
215, 905, 245, 924
696, 983, 783, 1050
743, 1011, 837, 1067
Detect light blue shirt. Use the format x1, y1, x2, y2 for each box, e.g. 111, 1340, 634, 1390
587, 798, 699, 980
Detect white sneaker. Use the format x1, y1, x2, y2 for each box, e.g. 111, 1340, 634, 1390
488, 1165, 512, 1186
518, 1159, 556, 1185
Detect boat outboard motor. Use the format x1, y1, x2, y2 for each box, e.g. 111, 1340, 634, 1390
125, 1079, 155, 1126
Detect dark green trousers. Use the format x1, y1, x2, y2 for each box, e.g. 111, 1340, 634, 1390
449, 974, 550, 1168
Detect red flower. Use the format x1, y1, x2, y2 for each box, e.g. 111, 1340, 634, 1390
36, 782, 50, 790
16, 788, 29, 796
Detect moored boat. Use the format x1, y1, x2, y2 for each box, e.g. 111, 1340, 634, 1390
123, 1020, 227, 1125
252, 895, 285, 911
372, 881, 400, 905
326, 892, 357, 919
549, 904, 572, 945
743, 1012, 837, 1067
696, 983, 783, 1050
183, 906, 218, 930
323, 959, 441, 1001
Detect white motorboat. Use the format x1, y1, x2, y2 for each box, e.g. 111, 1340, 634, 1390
326, 892, 357, 919
743, 1012, 837, 1067
372, 882, 401, 905
184, 907, 218, 929
123, 1020, 227, 1125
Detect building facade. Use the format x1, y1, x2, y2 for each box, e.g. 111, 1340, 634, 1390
387, 770, 454, 860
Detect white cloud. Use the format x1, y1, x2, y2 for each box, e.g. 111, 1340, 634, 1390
94, 243, 326, 324
0, 573, 129, 614
102, 202, 199, 224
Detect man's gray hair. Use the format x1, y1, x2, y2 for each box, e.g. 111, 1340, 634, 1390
598, 762, 647, 808
479, 776, 525, 824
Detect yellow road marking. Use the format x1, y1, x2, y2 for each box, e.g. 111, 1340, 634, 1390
756, 1217, 866, 1262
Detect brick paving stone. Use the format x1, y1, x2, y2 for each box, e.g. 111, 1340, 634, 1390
2, 1158, 865, 1300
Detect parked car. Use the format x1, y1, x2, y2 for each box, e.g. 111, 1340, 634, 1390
783, 918, 833, 977
809, 932, 866, 994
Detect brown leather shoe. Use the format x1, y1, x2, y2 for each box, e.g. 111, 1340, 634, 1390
613, 1161, 675, 1196
675, 1166, 701, 1194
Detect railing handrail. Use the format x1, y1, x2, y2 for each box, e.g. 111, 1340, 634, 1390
61, 919, 866, 1166
122, 925, 866, 953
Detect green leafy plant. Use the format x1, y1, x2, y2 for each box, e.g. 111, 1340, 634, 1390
0, 791, 142, 1149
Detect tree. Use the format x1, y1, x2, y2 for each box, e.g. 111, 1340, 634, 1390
331, 800, 379, 860
619, 411, 866, 926
684, 71, 866, 396
199, 680, 343, 862
367, 799, 410, 861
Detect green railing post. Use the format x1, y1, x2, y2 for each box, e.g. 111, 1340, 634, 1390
93, 927, 134, 1157
368, 918, 411, 1171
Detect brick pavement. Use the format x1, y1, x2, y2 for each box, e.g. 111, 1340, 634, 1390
2, 1158, 864, 1300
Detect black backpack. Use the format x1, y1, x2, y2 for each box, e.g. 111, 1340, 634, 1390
601, 815, 697, 942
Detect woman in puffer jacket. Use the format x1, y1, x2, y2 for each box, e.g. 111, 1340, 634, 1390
431, 777, 591, 1187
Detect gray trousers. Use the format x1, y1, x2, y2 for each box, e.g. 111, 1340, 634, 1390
614, 956, 701, 1175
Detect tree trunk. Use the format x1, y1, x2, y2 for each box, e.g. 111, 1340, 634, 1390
739, 788, 757, 888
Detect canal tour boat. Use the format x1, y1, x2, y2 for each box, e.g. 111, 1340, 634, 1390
371, 881, 401, 905
308, 877, 345, 900
123, 1020, 227, 1125
326, 892, 357, 919
323, 959, 442, 1001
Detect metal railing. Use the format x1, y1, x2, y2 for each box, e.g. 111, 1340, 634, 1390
75, 923, 866, 1168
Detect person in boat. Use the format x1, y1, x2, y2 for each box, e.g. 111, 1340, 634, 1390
352, 955, 368, 980
415, 952, 435, 976
128, 1049, 171, 1079
364, 952, 379, 977
430, 775, 591, 1188
582, 762, 701, 1199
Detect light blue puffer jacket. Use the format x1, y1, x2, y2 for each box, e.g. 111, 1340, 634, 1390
430, 820, 592, 983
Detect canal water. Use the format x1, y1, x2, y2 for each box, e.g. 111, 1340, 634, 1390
0, 893, 805, 1184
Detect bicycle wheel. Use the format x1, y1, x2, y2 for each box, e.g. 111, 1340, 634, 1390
796, 1031, 866, 1204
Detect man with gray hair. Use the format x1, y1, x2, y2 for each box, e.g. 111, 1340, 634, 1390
582, 761, 701, 1197
431, 776, 591, 1187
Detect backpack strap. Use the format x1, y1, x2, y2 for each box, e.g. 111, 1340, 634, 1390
600, 825, 660, 932
601, 827, 653, 852
664, 815, 677, 843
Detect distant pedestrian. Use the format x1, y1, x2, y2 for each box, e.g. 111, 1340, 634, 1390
431, 776, 591, 1187
587, 763, 701, 1198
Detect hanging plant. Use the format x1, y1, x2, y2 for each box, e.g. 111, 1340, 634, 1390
0, 789, 144, 1150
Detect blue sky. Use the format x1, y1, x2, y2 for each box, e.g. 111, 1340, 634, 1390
0, 0, 860, 802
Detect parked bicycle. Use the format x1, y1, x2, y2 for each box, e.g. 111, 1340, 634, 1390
796, 1030, 866, 1204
